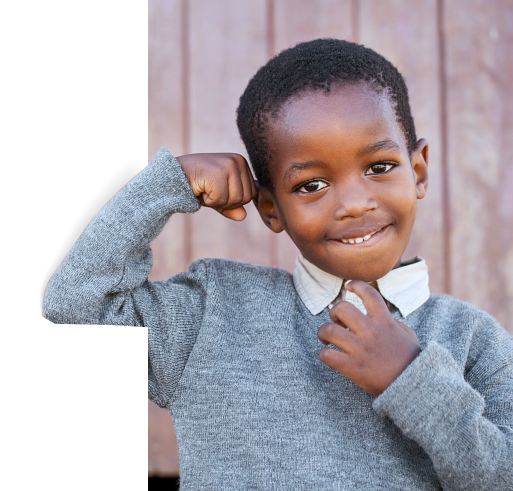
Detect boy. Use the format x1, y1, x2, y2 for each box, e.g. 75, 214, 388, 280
43, 39, 513, 490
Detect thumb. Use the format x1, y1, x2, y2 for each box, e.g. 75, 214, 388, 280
216, 207, 247, 221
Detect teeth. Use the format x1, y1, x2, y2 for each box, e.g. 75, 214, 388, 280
342, 231, 376, 244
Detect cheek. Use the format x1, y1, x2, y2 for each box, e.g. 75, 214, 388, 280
280, 202, 326, 244
389, 179, 418, 219
394, 190, 418, 234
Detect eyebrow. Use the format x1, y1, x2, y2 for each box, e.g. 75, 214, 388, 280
357, 139, 402, 157
283, 161, 325, 183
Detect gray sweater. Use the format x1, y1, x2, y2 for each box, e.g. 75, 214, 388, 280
43, 148, 513, 490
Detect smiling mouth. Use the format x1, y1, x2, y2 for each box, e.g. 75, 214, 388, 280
337, 225, 390, 245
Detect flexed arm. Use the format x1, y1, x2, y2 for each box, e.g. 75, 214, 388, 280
42, 148, 256, 326
43, 149, 199, 325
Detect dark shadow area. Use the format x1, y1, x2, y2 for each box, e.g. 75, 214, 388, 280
148, 476, 179, 490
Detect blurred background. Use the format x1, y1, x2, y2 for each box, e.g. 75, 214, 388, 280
148, 0, 513, 481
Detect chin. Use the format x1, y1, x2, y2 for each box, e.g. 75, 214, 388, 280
346, 271, 390, 282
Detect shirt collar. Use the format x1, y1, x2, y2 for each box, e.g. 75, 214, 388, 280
292, 253, 430, 317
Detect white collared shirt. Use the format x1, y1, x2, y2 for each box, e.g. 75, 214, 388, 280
293, 253, 430, 317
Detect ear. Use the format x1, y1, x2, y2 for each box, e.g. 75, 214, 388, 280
411, 138, 429, 199
253, 182, 285, 233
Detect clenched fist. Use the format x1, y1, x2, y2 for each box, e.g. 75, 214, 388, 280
177, 153, 257, 221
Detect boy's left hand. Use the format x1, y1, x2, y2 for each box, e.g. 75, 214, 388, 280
317, 280, 421, 397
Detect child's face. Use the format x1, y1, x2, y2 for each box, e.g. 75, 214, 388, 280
258, 83, 428, 282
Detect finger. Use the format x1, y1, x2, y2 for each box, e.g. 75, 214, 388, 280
319, 347, 351, 372
240, 164, 257, 204
318, 322, 353, 349
224, 160, 257, 209
224, 168, 245, 209
215, 206, 247, 221
249, 171, 257, 199
344, 280, 389, 317
201, 174, 230, 208
329, 300, 366, 332
239, 157, 257, 200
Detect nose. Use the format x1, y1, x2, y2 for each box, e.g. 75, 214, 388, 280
332, 179, 378, 219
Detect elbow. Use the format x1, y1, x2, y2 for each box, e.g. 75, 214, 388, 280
42, 280, 80, 324
42, 290, 69, 324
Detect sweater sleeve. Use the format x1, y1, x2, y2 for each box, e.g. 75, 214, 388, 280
43, 147, 201, 325
42, 148, 206, 407
372, 316, 513, 490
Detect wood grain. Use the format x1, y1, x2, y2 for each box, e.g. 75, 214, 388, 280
443, 0, 513, 332
273, 0, 354, 52
148, 401, 180, 476
147, 0, 185, 478
187, 0, 275, 267
148, 0, 189, 281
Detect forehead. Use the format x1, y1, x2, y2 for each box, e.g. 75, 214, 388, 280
268, 83, 406, 158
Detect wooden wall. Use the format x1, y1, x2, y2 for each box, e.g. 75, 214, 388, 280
148, 0, 513, 476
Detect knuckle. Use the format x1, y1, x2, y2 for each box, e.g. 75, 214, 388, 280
329, 302, 342, 318
370, 289, 382, 302
322, 324, 332, 340
212, 193, 229, 207
318, 323, 328, 338
244, 184, 255, 200
231, 153, 246, 164
325, 323, 337, 339
330, 301, 350, 319
227, 154, 243, 168
339, 300, 352, 312
215, 155, 235, 173
230, 188, 244, 203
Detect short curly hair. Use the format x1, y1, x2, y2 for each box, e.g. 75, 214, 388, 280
236, 38, 417, 189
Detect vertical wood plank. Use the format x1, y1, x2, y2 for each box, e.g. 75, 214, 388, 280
148, 0, 185, 478
359, 0, 445, 294
443, 0, 513, 332
187, 0, 275, 267
148, 0, 189, 281
148, 401, 180, 476
272, 0, 354, 272
274, 0, 354, 51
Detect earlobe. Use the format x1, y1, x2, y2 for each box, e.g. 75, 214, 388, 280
412, 138, 429, 200
253, 183, 284, 233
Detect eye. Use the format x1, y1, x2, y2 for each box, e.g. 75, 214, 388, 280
297, 180, 328, 193
365, 163, 395, 175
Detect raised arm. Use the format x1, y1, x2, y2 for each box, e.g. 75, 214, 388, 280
43, 147, 256, 326
42, 148, 201, 326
